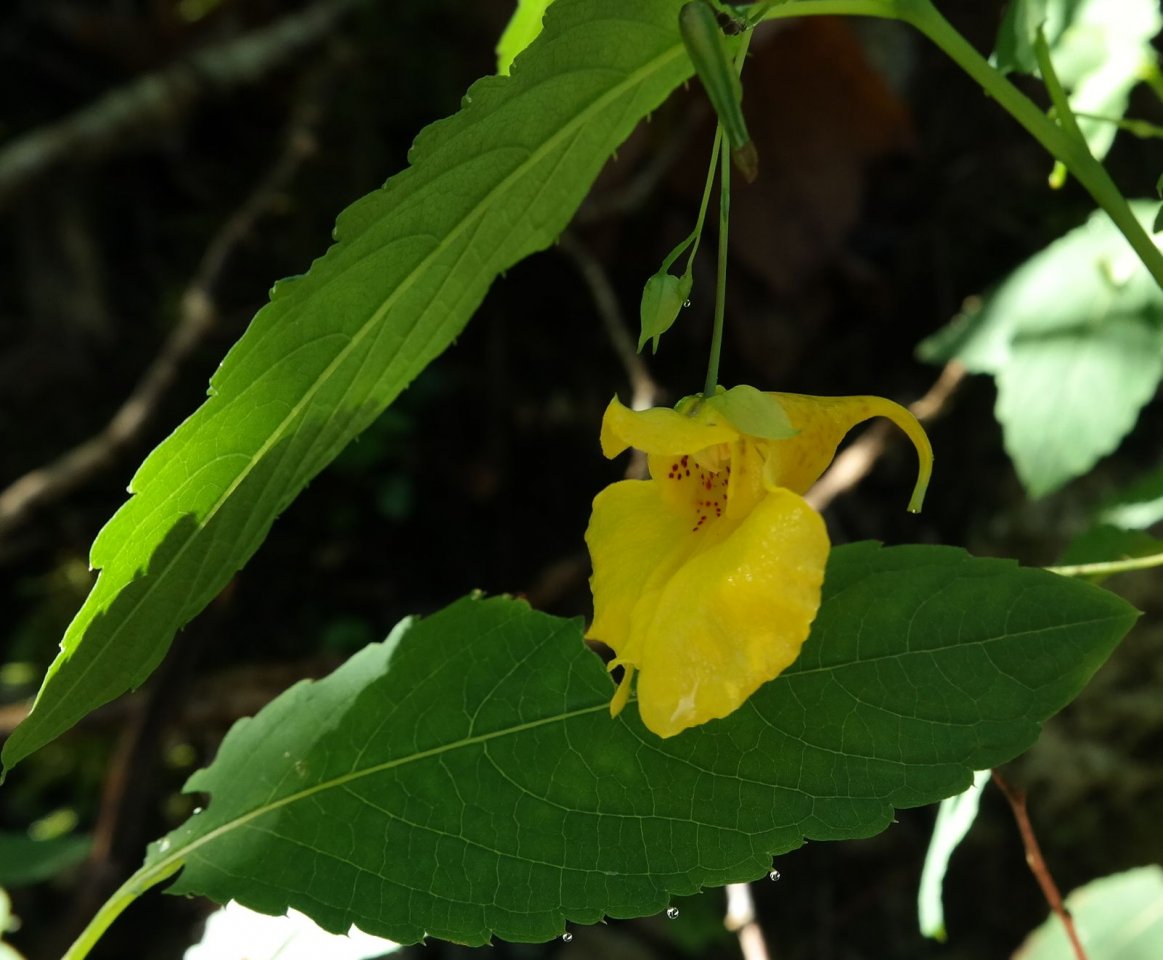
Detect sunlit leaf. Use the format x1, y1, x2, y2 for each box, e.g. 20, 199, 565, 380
918, 202, 1163, 497
917, 771, 990, 942
2, 0, 701, 773
992, 0, 1162, 160
495, 0, 554, 75
0, 889, 23, 960
186, 902, 398, 960
1015, 866, 1163, 960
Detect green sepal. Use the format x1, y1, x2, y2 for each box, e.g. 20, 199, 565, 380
702, 384, 798, 440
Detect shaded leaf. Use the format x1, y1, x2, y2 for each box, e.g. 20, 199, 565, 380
0, 832, 91, 888
918, 203, 1163, 497
136, 545, 1134, 946
1096, 462, 1163, 530
1060, 524, 1163, 567
1015, 866, 1163, 960
1057, 463, 1163, 575
2, 0, 700, 773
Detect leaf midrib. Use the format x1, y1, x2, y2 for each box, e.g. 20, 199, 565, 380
154, 701, 612, 884
37, 32, 690, 737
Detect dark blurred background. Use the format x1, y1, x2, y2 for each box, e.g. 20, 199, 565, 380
1, 1, 1161, 958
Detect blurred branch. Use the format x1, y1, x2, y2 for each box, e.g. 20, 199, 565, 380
992, 770, 1089, 960
0, 656, 339, 740
0, 65, 330, 549
558, 231, 659, 478
558, 231, 658, 412
0, 0, 359, 209
805, 361, 965, 512
725, 882, 772, 960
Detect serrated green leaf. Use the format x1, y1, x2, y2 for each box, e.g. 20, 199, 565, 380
702, 384, 797, 440
495, 0, 554, 75
917, 202, 1163, 498
127, 544, 1134, 946
991, 0, 1161, 161
2, 0, 701, 774
1017, 866, 1163, 960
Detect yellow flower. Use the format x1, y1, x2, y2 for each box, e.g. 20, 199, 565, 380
585, 386, 932, 738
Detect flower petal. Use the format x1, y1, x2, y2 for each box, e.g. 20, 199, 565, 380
599, 396, 737, 460
633, 488, 830, 738
584, 479, 698, 668
765, 393, 933, 510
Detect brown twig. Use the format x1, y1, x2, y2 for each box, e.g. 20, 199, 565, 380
805, 360, 965, 512
725, 882, 773, 960
0, 0, 359, 209
992, 770, 1089, 960
0, 64, 327, 547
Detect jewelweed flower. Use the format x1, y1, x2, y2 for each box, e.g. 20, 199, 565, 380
585, 385, 932, 738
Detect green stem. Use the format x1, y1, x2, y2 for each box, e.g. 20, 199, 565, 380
683, 126, 724, 275
63, 858, 183, 960
699, 26, 753, 394
1046, 550, 1163, 579
1071, 112, 1163, 141
704, 134, 732, 395
753, 0, 1163, 291
686, 24, 755, 277
1032, 25, 1082, 189
1033, 26, 1086, 146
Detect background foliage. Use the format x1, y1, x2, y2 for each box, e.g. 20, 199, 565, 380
0, 1, 1161, 958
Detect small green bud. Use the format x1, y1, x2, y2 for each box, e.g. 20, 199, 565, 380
639, 272, 693, 354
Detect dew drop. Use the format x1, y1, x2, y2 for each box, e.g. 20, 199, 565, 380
158, 839, 171, 853
561, 932, 573, 943
192, 807, 204, 816
682, 299, 692, 308
666, 906, 680, 920
769, 869, 782, 882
